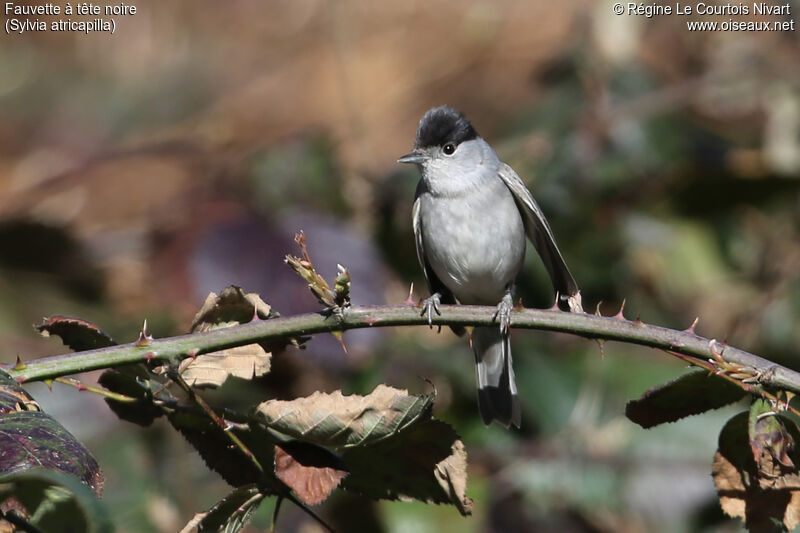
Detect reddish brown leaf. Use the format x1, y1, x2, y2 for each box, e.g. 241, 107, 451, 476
274, 442, 348, 506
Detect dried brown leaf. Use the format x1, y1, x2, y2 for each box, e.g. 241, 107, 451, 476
182, 344, 271, 388
190, 286, 273, 332
184, 286, 273, 388
713, 411, 800, 531
433, 438, 471, 515
255, 384, 432, 447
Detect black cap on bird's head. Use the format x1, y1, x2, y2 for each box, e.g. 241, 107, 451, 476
415, 106, 478, 149
398, 105, 479, 164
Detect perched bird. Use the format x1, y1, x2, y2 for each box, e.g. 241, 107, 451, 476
398, 105, 582, 428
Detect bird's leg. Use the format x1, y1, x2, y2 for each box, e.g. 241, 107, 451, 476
494, 289, 514, 335
420, 292, 442, 330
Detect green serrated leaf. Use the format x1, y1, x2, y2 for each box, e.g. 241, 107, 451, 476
98, 366, 173, 427
34, 316, 116, 352
168, 409, 280, 491
625, 370, 746, 428
196, 484, 264, 533
0, 371, 103, 495
255, 384, 433, 448
256, 385, 470, 514
341, 419, 472, 516
0, 370, 40, 413
0, 469, 113, 533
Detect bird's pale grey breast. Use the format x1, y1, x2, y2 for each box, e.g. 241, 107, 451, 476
417, 175, 525, 305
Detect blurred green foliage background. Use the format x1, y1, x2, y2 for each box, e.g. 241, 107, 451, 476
1, 1, 799, 531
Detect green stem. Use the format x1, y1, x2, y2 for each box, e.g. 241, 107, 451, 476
168, 370, 264, 474
6, 304, 800, 394
270, 496, 283, 533
54, 376, 138, 403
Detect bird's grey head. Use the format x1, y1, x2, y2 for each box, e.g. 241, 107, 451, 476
398, 106, 500, 194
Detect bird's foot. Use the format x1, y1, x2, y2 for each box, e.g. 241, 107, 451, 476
420, 293, 442, 332
494, 292, 514, 335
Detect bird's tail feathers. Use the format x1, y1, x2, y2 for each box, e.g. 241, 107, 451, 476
472, 327, 521, 428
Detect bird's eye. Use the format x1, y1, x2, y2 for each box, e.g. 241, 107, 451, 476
442, 143, 456, 155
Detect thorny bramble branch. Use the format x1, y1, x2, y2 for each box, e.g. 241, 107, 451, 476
6, 303, 800, 402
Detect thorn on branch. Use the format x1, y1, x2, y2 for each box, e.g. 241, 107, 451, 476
136, 319, 153, 347
595, 338, 605, 359
684, 317, 699, 335
181, 351, 198, 370
614, 299, 627, 320
549, 292, 561, 311
331, 331, 348, 353
404, 283, 415, 305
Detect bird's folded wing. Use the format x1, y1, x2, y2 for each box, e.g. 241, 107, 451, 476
498, 163, 582, 312
413, 185, 467, 335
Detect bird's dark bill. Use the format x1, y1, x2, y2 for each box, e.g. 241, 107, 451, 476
398, 151, 428, 164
